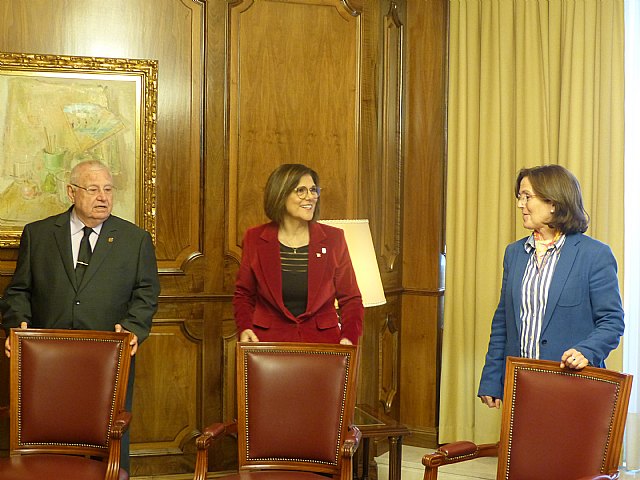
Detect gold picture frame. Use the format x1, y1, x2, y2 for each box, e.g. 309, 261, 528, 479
0, 52, 158, 247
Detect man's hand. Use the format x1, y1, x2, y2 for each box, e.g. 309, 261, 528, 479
4, 322, 28, 358
115, 324, 139, 356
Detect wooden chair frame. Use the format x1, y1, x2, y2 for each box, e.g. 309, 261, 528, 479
1, 328, 132, 480
194, 342, 361, 480
423, 357, 633, 480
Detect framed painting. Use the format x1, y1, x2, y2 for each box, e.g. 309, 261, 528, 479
0, 52, 158, 247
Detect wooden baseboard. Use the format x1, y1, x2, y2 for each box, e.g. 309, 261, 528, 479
402, 427, 439, 449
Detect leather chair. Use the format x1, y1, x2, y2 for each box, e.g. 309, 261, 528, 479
194, 342, 361, 480
423, 356, 633, 480
0, 328, 133, 480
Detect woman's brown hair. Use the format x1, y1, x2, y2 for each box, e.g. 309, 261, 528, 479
515, 164, 589, 234
263, 164, 321, 224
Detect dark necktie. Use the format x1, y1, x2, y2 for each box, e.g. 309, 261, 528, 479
76, 226, 93, 284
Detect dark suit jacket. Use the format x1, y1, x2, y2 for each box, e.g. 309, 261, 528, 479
233, 221, 363, 344
1, 209, 160, 343
478, 233, 625, 400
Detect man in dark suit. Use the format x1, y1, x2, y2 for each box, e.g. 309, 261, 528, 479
2, 159, 160, 474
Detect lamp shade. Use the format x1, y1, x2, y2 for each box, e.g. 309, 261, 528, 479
319, 219, 386, 307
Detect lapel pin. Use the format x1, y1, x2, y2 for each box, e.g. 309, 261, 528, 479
108, 237, 114, 243
321, 247, 326, 254
316, 253, 321, 258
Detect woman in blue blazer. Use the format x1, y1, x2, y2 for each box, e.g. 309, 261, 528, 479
478, 165, 624, 408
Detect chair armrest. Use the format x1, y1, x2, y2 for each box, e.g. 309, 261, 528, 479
575, 474, 619, 480
339, 424, 362, 480
105, 411, 132, 480
195, 420, 238, 451
110, 410, 132, 440
423, 441, 499, 479
194, 420, 238, 480
341, 424, 362, 457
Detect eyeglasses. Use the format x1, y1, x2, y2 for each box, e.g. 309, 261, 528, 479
516, 193, 538, 205
71, 183, 115, 196
293, 186, 321, 199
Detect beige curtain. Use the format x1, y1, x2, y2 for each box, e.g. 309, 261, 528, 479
440, 0, 625, 444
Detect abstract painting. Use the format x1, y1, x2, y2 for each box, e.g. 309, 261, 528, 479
0, 52, 157, 246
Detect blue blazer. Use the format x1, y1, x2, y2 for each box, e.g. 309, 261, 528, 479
478, 233, 624, 400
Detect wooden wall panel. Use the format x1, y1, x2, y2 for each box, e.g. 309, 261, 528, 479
0, 0, 211, 475
131, 311, 201, 469
400, 294, 440, 446
374, 0, 405, 417
401, 0, 448, 447
227, 0, 362, 263
0, 0, 205, 275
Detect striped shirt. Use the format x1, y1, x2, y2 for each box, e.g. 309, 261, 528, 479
280, 243, 309, 317
519, 233, 566, 359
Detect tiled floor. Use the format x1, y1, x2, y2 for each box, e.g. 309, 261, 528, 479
376, 445, 495, 480
130, 446, 640, 479
375, 445, 640, 480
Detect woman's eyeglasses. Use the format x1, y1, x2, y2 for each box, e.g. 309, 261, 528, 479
516, 193, 538, 205
293, 186, 321, 199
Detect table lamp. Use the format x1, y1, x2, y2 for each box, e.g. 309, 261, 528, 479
319, 219, 386, 307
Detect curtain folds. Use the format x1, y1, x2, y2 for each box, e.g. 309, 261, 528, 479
623, 0, 640, 470
440, 0, 625, 444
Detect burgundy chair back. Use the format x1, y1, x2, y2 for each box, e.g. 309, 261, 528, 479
10, 329, 132, 458
236, 342, 359, 476
498, 357, 632, 479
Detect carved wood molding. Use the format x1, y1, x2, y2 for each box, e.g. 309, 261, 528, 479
158, 293, 233, 302
380, 3, 404, 273
402, 287, 444, 297
158, 0, 206, 273
222, 329, 238, 422
378, 313, 399, 412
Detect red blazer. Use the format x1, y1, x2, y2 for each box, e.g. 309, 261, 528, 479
233, 221, 364, 344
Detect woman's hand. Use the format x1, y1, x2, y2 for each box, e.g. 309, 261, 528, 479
480, 395, 502, 409
240, 329, 259, 342
561, 348, 588, 370
339, 337, 353, 345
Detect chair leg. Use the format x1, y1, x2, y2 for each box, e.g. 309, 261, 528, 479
423, 466, 440, 480
194, 447, 209, 480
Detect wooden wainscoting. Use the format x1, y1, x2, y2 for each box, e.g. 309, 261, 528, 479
0, 0, 448, 475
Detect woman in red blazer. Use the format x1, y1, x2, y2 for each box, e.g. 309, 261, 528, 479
233, 164, 364, 344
